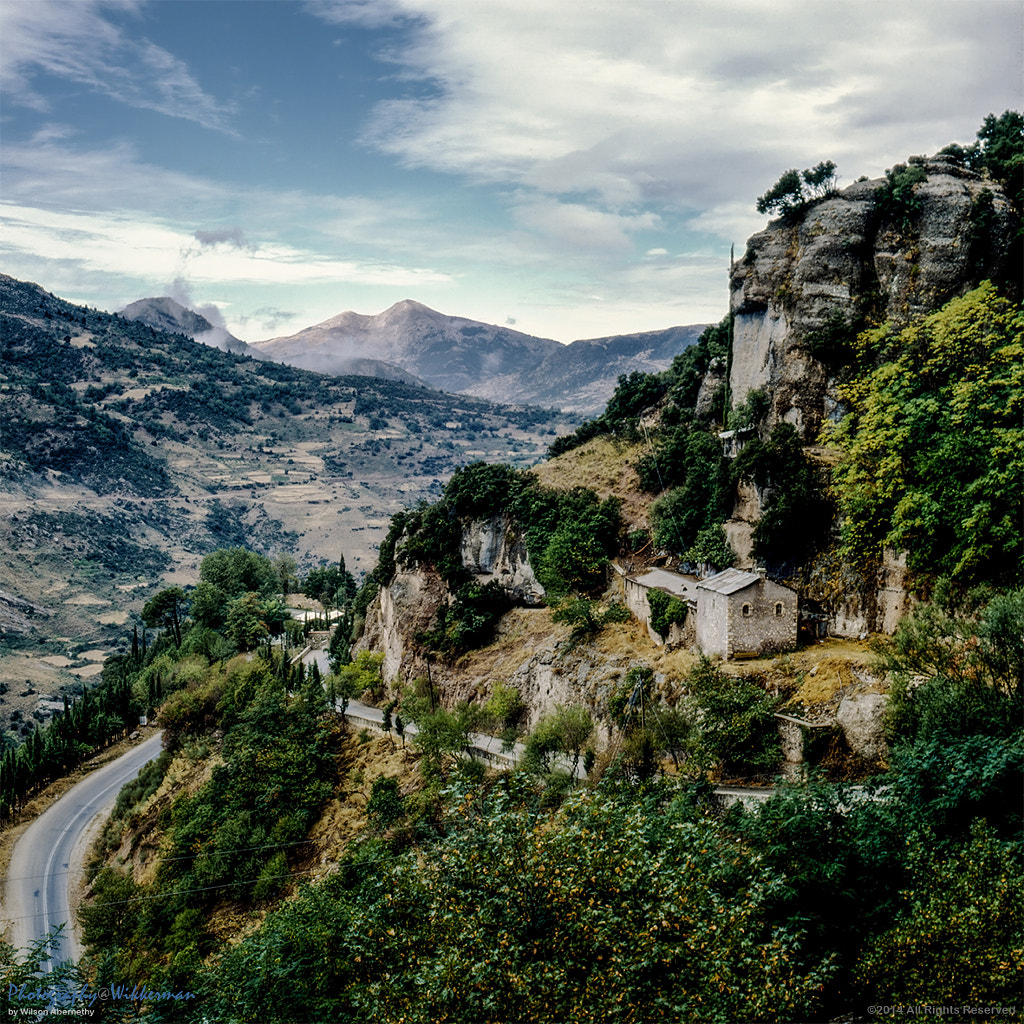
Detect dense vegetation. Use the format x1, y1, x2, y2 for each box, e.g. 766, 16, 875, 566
0, 661, 144, 820
357, 461, 622, 658
826, 283, 1023, 589
20, 585, 1013, 1024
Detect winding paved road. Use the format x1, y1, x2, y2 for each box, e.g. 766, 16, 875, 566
4, 731, 165, 970
2, 680, 772, 975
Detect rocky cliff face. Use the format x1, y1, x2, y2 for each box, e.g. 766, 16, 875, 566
459, 515, 545, 606
729, 154, 1016, 440
358, 515, 545, 684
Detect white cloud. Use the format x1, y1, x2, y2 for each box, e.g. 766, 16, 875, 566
0, 203, 453, 292
0, 0, 235, 132
510, 197, 660, 254
317, 0, 1020, 231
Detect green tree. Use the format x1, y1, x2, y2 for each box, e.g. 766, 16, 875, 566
976, 109, 1024, 212
141, 586, 187, 648
649, 438, 730, 553
882, 586, 1023, 744
2, 929, 85, 1017
733, 422, 830, 571
757, 161, 837, 217
827, 284, 1024, 588
756, 168, 803, 216
682, 524, 735, 573
200, 546, 277, 598
225, 592, 269, 651
856, 825, 1023, 1007
304, 556, 357, 608
331, 651, 383, 716
687, 657, 782, 777
272, 554, 297, 596
366, 775, 404, 830
646, 588, 689, 640
522, 704, 594, 781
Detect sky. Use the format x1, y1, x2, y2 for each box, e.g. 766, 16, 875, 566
1, 0, 1020, 344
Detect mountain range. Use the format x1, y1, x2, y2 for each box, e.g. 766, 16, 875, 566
121, 296, 706, 414
0, 274, 578, 683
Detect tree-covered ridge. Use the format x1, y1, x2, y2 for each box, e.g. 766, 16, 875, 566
826, 283, 1023, 588
356, 461, 623, 658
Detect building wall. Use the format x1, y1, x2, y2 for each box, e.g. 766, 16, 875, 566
697, 578, 797, 659
696, 588, 731, 657
728, 578, 798, 656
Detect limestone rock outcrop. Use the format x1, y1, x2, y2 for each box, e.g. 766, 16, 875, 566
358, 563, 448, 684
357, 515, 545, 684
460, 515, 545, 606
729, 155, 1016, 440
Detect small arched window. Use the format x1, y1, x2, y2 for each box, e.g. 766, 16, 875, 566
741, 603, 752, 617
775, 602, 784, 617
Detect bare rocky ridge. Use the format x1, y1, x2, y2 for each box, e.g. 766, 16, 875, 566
729, 154, 1017, 440
255, 299, 706, 414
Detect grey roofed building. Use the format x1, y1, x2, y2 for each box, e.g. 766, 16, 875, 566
619, 566, 698, 645
695, 568, 797, 659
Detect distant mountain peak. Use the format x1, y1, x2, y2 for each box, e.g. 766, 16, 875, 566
119, 296, 253, 357
254, 302, 708, 413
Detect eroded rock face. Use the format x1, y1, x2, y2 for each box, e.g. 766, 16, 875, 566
358, 563, 448, 684
460, 515, 545, 606
729, 155, 1016, 440
358, 515, 546, 685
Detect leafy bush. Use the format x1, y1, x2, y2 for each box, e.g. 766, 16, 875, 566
855, 825, 1023, 1006
687, 657, 782, 778
682, 524, 736, 573
481, 681, 526, 732
366, 776, 404, 830
874, 162, 928, 233
421, 580, 510, 658
443, 462, 524, 518
647, 588, 688, 640
648, 430, 732, 552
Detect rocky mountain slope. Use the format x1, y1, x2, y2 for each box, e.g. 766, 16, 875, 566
254, 299, 705, 413
0, 274, 576, 687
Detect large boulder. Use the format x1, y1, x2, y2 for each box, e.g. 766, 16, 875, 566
835, 693, 888, 761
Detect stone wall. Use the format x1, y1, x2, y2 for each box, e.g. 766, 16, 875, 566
696, 588, 731, 658
697, 577, 798, 659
